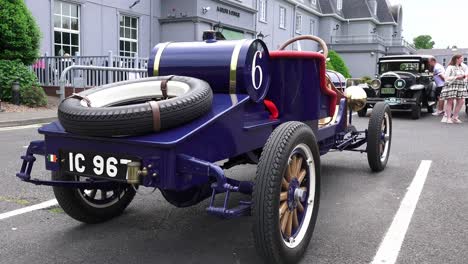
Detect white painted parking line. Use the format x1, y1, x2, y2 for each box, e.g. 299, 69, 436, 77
0, 123, 45, 132
0, 199, 58, 220
371, 160, 432, 264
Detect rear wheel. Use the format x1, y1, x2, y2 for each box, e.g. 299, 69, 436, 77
52, 172, 136, 223
367, 102, 392, 172
253, 122, 320, 264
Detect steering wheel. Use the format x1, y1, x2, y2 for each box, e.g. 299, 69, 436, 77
278, 35, 329, 58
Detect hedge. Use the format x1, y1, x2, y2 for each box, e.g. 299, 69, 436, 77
0, 60, 47, 107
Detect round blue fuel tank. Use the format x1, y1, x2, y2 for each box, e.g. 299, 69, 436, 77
148, 38, 271, 103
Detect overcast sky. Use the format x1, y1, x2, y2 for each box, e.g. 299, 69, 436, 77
389, 0, 468, 49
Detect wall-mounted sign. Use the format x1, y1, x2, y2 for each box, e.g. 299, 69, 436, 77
217, 6, 240, 17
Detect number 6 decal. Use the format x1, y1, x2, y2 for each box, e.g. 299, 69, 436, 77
251, 51, 263, 90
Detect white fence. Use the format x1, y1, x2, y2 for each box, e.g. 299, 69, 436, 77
30, 51, 149, 87
58, 65, 148, 100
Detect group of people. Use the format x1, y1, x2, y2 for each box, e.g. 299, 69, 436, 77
429, 55, 468, 124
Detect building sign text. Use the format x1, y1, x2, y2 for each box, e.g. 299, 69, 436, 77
217, 6, 240, 17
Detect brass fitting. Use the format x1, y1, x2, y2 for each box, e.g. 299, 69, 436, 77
126, 161, 148, 184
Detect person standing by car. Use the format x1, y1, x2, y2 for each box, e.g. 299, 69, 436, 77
440, 54, 468, 123
429, 58, 445, 116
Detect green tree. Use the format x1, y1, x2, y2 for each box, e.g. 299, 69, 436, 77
0, 0, 41, 65
326, 59, 335, 71
328, 50, 351, 78
413, 35, 435, 49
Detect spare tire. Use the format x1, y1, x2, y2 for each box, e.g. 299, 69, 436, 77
58, 76, 212, 137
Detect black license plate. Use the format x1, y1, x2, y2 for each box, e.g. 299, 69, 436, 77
60, 150, 139, 181
381, 88, 395, 94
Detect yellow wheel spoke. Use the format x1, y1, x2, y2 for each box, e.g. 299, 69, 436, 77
287, 156, 296, 182
279, 201, 288, 217
297, 169, 306, 184
280, 191, 288, 201
295, 157, 303, 177
292, 209, 299, 230
281, 210, 290, 233
297, 202, 304, 213
282, 178, 289, 190
286, 210, 293, 237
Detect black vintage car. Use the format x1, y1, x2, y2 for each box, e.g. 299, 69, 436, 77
359, 55, 436, 119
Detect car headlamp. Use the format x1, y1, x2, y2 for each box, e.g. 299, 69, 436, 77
370, 79, 381, 90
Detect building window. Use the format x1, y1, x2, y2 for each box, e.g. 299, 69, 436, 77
259, 0, 267, 22
53, 1, 80, 56
279, 7, 286, 29
295, 13, 302, 34
464, 57, 467, 65
310, 19, 315, 35
443, 58, 446, 67
119, 15, 138, 57
337, 0, 343, 11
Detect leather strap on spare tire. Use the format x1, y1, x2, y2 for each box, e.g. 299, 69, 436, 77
58, 76, 213, 137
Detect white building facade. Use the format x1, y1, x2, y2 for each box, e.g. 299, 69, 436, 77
25, 0, 415, 77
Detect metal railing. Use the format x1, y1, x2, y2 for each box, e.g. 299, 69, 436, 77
330, 35, 416, 50
331, 34, 385, 45
58, 65, 148, 100
30, 51, 148, 87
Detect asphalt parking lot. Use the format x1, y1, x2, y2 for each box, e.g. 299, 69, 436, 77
0, 110, 467, 264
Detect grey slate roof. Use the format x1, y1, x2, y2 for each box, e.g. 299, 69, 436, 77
318, 0, 397, 23
342, 0, 372, 19
376, 0, 396, 22
318, 0, 335, 15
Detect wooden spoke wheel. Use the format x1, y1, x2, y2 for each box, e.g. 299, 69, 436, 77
367, 102, 392, 172
279, 150, 314, 247
253, 122, 320, 264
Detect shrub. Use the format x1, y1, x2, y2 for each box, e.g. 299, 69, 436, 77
0, 60, 46, 107
0, 0, 41, 65
21, 85, 47, 107
328, 50, 352, 78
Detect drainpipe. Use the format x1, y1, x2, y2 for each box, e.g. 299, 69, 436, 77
150, 0, 153, 46
254, 0, 257, 38
49, 0, 54, 55
292, 4, 297, 38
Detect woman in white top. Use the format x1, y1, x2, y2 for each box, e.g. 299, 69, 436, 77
440, 54, 468, 123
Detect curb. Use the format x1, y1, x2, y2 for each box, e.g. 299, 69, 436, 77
0, 117, 57, 128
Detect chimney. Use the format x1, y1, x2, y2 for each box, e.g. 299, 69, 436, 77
368, 0, 377, 16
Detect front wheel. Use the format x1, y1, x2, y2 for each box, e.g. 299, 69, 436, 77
52, 172, 136, 223
367, 102, 392, 172
253, 122, 320, 264
411, 92, 422, 119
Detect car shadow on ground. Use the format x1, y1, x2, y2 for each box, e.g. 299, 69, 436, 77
45, 160, 389, 264
360, 109, 433, 120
